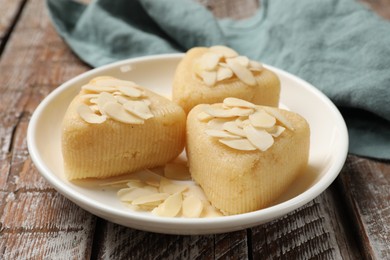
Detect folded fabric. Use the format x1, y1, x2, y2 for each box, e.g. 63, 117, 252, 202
46, 0, 390, 159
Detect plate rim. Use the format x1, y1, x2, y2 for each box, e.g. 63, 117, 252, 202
27, 53, 349, 234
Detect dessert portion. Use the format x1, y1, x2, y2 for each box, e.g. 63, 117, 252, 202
186, 98, 310, 215
61, 76, 186, 180
172, 45, 280, 113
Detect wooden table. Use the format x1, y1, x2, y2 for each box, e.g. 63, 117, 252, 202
1, 0, 389, 259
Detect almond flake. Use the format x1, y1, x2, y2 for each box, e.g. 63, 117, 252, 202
114, 95, 132, 105
132, 193, 169, 205
201, 203, 223, 217
159, 177, 188, 194
183, 185, 208, 202
205, 129, 241, 139
223, 97, 256, 108
117, 85, 143, 98
267, 125, 286, 137
249, 110, 276, 128
223, 121, 246, 137
123, 100, 154, 120
234, 117, 246, 128
207, 118, 231, 130
126, 180, 145, 188
89, 105, 99, 113
198, 52, 221, 70
197, 111, 213, 122
200, 71, 217, 86
226, 59, 257, 86
97, 92, 117, 115
209, 45, 239, 58
219, 138, 257, 151
117, 187, 156, 202
228, 56, 249, 67
152, 192, 182, 217
80, 93, 99, 101
77, 104, 107, 124
216, 67, 233, 81
103, 102, 144, 124
164, 163, 191, 180
133, 169, 162, 187
205, 106, 254, 118
82, 84, 117, 93
262, 107, 294, 130
99, 179, 131, 187
249, 60, 263, 71
182, 195, 203, 218
243, 125, 274, 151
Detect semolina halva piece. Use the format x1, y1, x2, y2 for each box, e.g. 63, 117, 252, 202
186, 98, 310, 215
172, 46, 281, 113
62, 76, 186, 180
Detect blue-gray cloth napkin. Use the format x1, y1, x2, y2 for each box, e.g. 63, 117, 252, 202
46, 0, 390, 159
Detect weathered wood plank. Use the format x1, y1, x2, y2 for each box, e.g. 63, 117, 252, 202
337, 155, 390, 259
91, 221, 248, 259
0, 0, 26, 48
0, 0, 95, 258
250, 184, 361, 259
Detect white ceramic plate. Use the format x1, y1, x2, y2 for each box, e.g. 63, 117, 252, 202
27, 54, 348, 235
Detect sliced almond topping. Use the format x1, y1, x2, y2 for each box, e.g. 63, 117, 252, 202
207, 118, 231, 130
200, 71, 217, 86
226, 59, 257, 86
197, 111, 213, 122
262, 107, 294, 131
152, 192, 182, 217
117, 85, 143, 98
81, 84, 117, 93
102, 102, 144, 124
205, 106, 254, 118
134, 169, 162, 187
219, 138, 257, 151
117, 187, 156, 202
223, 97, 256, 108
209, 45, 239, 58
198, 52, 221, 70
249, 60, 263, 71
77, 104, 107, 124
222, 121, 246, 137
164, 163, 191, 181
89, 105, 99, 113
182, 195, 203, 218
99, 179, 131, 188
249, 110, 276, 128
183, 185, 208, 202
132, 193, 170, 206
96, 92, 117, 115
114, 95, 132, 105
267, 125, 286, 137
243, 125, 274, 151
228, 56, 249, 67
159, 177, 188, 195
126, 180, 145, 188
205, 129, 241, 139
123, 100, 154, 120
216, 66, 233, 81
201, 203, 223, 217
80, 93, 99, 101
144, 185, 159, 193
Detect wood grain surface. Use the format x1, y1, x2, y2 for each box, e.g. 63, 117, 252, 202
0, 0, 389, 259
